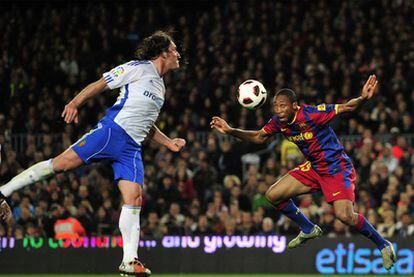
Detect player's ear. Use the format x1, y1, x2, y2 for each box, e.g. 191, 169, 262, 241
292, 101, 298, 109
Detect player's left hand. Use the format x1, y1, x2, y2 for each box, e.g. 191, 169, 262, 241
62, 101, 79, 124
168, 138, 186, 152
361, 74, 378, 100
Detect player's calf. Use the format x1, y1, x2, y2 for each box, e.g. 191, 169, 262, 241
52, 149, 84, 172
0, 159, 55, 199
334, 209, 358, 226
335, 204, 396, 270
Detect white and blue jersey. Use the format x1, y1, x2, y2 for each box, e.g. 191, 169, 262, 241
72, 61, 165, 185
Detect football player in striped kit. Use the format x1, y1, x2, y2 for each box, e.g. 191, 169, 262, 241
211, 75, 396, 271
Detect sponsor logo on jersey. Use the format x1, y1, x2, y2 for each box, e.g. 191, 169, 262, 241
143, 90, 164, 109
303, 132, 314, 140
287, 131, 314, 142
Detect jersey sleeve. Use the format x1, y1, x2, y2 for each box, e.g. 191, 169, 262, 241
102, 61, 147, 89
262, 116, 281, 134
307, 104, 339, 126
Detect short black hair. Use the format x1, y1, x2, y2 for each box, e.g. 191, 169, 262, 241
275, 88, 298, 103
134, 30, 174, 60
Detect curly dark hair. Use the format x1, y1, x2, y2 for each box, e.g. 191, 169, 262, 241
275, 88, 298, 104
134, 30, 174, 60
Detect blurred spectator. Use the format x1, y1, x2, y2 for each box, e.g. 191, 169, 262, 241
141, 212, 165, 239
54, 207, 86, 239
377, 210, 397, 238
378, 143, 398, 173
328, 219, 351, 238
160, 202, 185, 235
277, 217, 298, 235
252, 180, 270, 212
259, 217, 276, 235
193, 215, 213, 236
395, 213, 414, 237
280, 139, 301, 167
193, 158, 218, 202
223, 218, 239, 236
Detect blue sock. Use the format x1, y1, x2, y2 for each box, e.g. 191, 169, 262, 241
356, 214, 388, 250
277, 199, 315, 234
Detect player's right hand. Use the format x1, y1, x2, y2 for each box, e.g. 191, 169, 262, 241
61, 101, 79, 124
361, 74, 378, 100
210, 116, 231, 134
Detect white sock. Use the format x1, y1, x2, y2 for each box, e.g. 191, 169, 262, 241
0, 159, 54, 197
119, 205, 141, 263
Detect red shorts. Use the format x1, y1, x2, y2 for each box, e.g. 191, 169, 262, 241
289, 161, 356, 203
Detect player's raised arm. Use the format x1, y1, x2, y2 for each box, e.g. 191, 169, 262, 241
336, 74, 379, 114
61, 77, 109, 124
210, 116, 272, 144
149, 125, 186, 152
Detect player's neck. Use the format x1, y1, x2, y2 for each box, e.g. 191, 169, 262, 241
286, 106, 300, 125
152, 59, 167, 76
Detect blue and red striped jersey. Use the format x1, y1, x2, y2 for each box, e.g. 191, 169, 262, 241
263, 104, 353, 176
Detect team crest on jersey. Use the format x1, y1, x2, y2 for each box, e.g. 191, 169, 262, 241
77, 139, 86, 147
317, 104, 326, 111
112, 66, 125, 77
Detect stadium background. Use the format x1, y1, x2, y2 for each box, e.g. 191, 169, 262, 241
0, 0, 413, 276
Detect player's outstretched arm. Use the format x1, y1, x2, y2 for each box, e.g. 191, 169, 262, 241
61, 77, 109, 124
337, 74, 379, 114
210, 116, 271, 144
149, 125, 186, 152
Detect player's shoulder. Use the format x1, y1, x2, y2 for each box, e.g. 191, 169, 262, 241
266, 115, 281, 127
109, 60, 151, 74
302, 103, 330, 113
262, 115, 281, 133
125, 60, 151, 67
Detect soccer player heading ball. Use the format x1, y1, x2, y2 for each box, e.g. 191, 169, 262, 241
0, 30, 185, 276
211, 75, 396, 270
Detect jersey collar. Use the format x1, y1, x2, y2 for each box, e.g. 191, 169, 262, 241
287, 106, 301, 125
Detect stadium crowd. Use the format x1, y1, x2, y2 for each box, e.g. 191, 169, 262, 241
0, 0, 413, 239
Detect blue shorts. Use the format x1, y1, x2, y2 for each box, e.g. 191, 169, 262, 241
71, 120, 144, 185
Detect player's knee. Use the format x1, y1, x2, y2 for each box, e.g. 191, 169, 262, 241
265, 189, 281, 205
264, 189, 274, 203
335, 210, 354, 225
53, 151, 83, 172
123, 195, 141, 206
121, 189, 142, 206
52, 157, 75, 172
52, 159, 65, 172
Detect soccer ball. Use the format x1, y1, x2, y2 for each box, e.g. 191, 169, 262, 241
237, 79, 267, 110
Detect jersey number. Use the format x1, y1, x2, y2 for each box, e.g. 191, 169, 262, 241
299, 161, 311, 172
